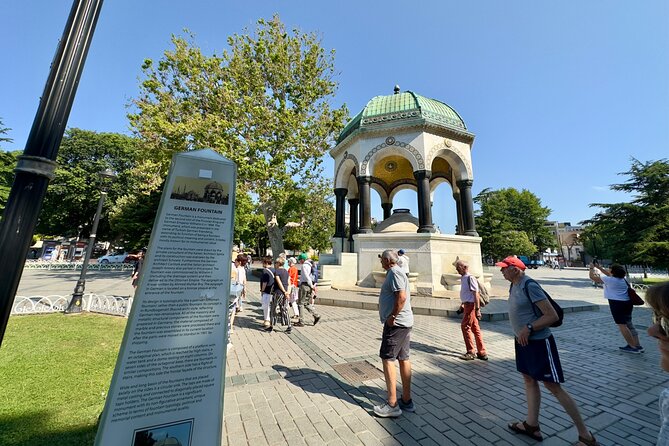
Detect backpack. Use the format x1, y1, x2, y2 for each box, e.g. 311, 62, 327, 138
310, 261, 319, 284
468, 275, 490, 307
514, 278, 563, 327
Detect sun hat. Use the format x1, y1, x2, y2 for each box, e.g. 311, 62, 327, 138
495, 256, 526, 271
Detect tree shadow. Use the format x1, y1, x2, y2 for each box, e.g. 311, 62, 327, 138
0, 411, 98, 446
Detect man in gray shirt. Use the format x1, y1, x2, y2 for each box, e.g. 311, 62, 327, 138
497, 256, 600, 446
373, 249, 414, 418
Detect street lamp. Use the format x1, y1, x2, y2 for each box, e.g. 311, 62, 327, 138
65, 169, 117, 313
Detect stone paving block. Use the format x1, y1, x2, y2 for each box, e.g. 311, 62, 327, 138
357, 430, 383, 446
304, 434, 328, 446
333, 424, 362, 445
294, 416, 320, 437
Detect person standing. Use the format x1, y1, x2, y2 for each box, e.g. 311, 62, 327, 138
497, 256, 600, 446
131, 249, 145, 289
259, 257, 274, 328
234, 255, 247, 312
455, 260, 488, 360
287, 257, 300, 320
268, 258, 291, 333
589, 263, 643, 353
296, 253, 320, 327
645, 282, 669, 445
373, 249, 414, 418
397, 249, 410, 276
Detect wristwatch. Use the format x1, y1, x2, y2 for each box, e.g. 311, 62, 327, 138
526, 323, 534, 333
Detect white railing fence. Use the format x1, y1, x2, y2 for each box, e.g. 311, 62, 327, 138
11, 294, 133, 317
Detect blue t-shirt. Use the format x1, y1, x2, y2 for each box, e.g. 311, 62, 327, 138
378, 265, 413, 327
508, 275, 551, 340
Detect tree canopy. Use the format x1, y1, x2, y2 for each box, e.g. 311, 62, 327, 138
129, 15, 347, 256
474, 187, 554, 260
36, 128, 140, 241
584, 158, 669, 268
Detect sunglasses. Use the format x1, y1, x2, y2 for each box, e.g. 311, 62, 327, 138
652, 311, 669, 336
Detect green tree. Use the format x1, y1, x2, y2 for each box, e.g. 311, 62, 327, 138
36, 129, 140, 241
585, 158, 669, 268
0, 118, 17, 216
129, 15, 347, 257
475, 187, 554, 260
282, 180, 336, 252
0, 118, 12, 146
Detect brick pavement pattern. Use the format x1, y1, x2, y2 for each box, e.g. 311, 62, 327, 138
223, 287, 668, 446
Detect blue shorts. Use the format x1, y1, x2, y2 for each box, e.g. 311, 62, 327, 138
515, 335, 564, 383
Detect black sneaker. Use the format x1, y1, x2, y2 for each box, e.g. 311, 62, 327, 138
398, 398, 415, 413
314, 316, 321, 326
286, 327, 292, 334
477, 353, 489, 361
293, 322, 305, 327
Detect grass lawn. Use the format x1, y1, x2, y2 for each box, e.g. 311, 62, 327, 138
643, 278, 669, 285
0, 313, 126, 446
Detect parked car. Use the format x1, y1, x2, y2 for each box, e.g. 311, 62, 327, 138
98, 252, 128, 264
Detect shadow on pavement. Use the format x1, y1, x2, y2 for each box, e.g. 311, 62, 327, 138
271, 364, 384, 412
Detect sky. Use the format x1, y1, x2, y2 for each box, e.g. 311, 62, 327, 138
2, 1, 668, 234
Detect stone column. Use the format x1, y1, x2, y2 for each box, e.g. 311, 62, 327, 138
453, 191, 463, 235
334, 188, 347, 238
457, 179, 478, 236
414, 170, 436, 233
381, 202, 393, 220
348, 198, 359, 251
357, 176, 373, 233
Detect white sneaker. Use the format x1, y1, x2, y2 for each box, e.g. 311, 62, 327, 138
373, 402, 402, 418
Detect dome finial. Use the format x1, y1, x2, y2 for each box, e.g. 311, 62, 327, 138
393, 85, 400, 94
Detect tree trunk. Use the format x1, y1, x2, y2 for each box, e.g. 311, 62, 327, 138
260, 202, 285, 258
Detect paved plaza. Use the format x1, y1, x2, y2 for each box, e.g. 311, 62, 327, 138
16, 267, 669, 445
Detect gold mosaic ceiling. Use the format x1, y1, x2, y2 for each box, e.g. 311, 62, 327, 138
372, 155, 413, 184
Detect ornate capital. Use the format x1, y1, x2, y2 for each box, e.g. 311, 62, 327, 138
334, 188, 348, 198
413, 170, 432, 181
456, 179, 474, 189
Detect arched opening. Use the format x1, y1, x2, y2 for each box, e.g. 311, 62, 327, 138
431, 182, 458, 234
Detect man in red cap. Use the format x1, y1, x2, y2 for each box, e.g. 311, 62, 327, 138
497, 256, 600, 446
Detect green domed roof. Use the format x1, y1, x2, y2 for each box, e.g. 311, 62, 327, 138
337, 90, 466, 144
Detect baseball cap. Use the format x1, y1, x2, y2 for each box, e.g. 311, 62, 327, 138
495, 256, 526, 270
297, 253, 308, 261
398, 249, 405, 255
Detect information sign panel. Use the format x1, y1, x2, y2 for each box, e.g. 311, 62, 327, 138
95, 149, 236, 446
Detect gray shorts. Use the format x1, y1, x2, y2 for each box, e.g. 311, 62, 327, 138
379, 324, 411, 361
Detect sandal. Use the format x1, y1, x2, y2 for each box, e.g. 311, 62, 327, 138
508, 420, 543, 442
577, 431, 600, 446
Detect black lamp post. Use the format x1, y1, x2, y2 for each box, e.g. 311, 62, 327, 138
65, 169, 116, 313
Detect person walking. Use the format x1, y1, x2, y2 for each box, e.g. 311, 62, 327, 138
497, 256, 600, 446
287, 257, 300, 320
373, 249, 414, 418
589, 262, 643, 353
268, 258, 291, 334
259, 257, 274, 328
296, 253, 320, 327
645, 282, 669, 445
234, 254, 247, 312
455, 260, 488, 361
